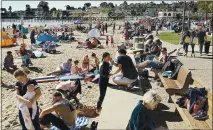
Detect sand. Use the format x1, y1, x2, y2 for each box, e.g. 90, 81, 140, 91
1, 25, 120, 129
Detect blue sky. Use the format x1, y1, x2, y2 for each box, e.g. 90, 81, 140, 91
2, 1, 170, 11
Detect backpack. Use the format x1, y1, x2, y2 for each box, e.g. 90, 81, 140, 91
161, 59, 183, 79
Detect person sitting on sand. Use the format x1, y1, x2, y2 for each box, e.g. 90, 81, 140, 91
82, 55, 90, 71
90, 53, 100, 72
16, 84, 37, 130
20, 44, 33, 68
47, 58, 72, 76
3, 51, 17, 71
14, 69, 41, 130
39, 92, 76, 130
110, 49, 138, 89
136, 47, 168, 69
87, 37, 98, 49
127, 89, 161, 130
71, 60, 85, 74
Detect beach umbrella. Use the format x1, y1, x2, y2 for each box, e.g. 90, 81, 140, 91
37, 33, 57, 42
74, 20, 83, 24
88, 28, 101, 39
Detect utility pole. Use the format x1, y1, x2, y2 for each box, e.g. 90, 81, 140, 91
182, 1, 186, 33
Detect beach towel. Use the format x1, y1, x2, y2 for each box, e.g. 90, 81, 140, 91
19, 104, 35, 130
50, 116, 89, 130
56, 80, 77, 92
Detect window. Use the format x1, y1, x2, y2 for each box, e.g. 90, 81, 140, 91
164, 13, 167, 16
168, 13, 171, 16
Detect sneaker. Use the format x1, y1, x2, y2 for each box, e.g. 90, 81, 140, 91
193, 110, 208, 120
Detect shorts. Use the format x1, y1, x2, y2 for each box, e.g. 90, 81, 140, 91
149, 61, 163, 69
113, 73, 137, 84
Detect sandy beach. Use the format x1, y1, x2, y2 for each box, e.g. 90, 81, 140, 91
1, 25, 121, 129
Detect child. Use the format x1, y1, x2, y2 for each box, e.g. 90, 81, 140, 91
20, 44, 33, 67
105, 36, 109, 46
96, 52, 111, 113
90, 53, 100, 73
82, 55, 90, 71
3, 51, 17, 71
110, 35, 114, 47
127, 89, 161, 130
71, 60, 85, 74
16, 84, 37, 130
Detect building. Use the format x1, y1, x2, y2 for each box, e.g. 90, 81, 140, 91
158, 11, 183, 19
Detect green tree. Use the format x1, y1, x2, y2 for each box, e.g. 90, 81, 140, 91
50, 7, 56, 12
65, 5, 71, 10
25, 4, 31, 16
37, 1, 49, 17
100, 2, 108, 8
8, 6, 12, 12
84, 3, 91, 9
130, 10, 136, 16
108, 2, 115, 8
198, 1, 211, 20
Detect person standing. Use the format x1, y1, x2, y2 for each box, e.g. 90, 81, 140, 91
105, 23, 108, 33
30, 29, 36, 44
96, 52, 111, 113
113, 23, 116, 34
190, 30, 196, 57
197, 28, 207, 56
14, 69, 41, 130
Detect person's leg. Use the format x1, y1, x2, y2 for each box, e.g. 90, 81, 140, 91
185, 44, 189, 56
40, 113, 70, 130
18, 110, 28, 130
97, 78, 108, 109
136, 60, 150, 69
32, 106, 41, 130
191, 44, 195, 57
199, 42, 204, 55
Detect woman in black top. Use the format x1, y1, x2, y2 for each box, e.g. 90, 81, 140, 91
14, 69, 41, 130
96, 52, 111, 113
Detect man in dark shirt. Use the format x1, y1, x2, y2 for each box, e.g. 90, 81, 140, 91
111, 49, 138, 88
197, 28, 207, 56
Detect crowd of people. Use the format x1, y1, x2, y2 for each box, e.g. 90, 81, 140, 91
2, 17, 211, 130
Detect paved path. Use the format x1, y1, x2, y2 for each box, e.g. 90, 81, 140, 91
157, 31, 212, 93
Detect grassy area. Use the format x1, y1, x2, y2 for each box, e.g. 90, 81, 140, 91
158, 32, 212, 45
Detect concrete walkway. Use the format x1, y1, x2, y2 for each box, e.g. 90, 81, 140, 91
97, 88, 142, 129
158, 34, 212, 93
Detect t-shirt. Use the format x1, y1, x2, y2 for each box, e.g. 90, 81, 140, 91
117, 55, 138, 79
61, 62, 71, 73
15, 79, 39, 96
197, 31, 206, 43
53, 99, 76, 126
99, 61, 110, 78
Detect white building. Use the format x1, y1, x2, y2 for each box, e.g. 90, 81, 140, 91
158, 11, 183, 19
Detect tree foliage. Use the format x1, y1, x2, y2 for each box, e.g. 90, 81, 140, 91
100, 2, 108, 8
84, 3, 91, 8
8, 6, 12, 12
198, 1, 212, 13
